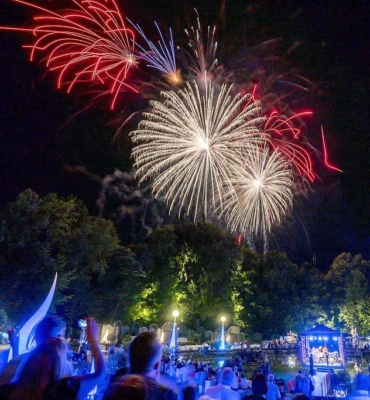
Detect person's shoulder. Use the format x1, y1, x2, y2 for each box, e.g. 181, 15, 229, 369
228, 388, 242, 399
0, 383, 15, 399
347, 395, 370, 400
0, 354, 24, 385
6, 354, 23, 364
44, 376, 81, 400
205, 384, 221, 395
146, 379, 177, 400
219, 385, 241, 399
244, 395, 265, 400
273, 384, 281, 396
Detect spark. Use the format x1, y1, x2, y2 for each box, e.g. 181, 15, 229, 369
129, 20, 183, 86
321, 126, 342, 172
220, 145, 294, 236
4, 0, 137, 109
130, 81, 265, 219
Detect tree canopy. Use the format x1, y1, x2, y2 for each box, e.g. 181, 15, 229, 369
1, 190, 369, 337
0, 190, 122, 326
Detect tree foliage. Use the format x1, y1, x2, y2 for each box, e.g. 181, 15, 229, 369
99, 248, 145, 324
227, 250, 330, 335
132, 222, 241, 329
0, 190, 121, 326
130, 223, 340, 335
1, 192, 369, 336
325, 253, 370, 334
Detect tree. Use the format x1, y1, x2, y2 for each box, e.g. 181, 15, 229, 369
173, 223, 241, 328
99, 247, 146, 324
288, 262, 328, 332
237, 251, 328, 334
131, 225, 180, 324
132, 222, 242, 329
230, 246, 258, 329
325, 253, 370, 334
0, 189, 121, 326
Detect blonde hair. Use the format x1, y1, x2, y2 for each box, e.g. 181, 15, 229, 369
11, 338, 72, 400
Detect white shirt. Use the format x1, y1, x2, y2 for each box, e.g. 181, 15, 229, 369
266, 382, 281, 400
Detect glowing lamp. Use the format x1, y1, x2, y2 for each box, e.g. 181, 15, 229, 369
220, 316, 226, 350
170, 310, 179, 348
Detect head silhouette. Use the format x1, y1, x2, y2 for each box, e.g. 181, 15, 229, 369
220, 367, 235, 385
128, 331, 162, 374
35, 315, 66, 345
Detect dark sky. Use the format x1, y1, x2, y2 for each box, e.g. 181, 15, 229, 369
0, 0, 369, 270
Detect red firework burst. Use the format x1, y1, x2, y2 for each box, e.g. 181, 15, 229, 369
243, 90, 316, 181
262, 111, 315, 182
1, 0, 137, 109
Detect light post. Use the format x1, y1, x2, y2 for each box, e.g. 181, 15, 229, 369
220, 316, 226, 350
170, 309, 179, 348
77, 318, 87, 353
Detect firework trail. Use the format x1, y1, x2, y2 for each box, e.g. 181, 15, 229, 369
219, 145, 294, 238
262, 111, 315, 182
321, 126, 343, 173
1, 0, 137, 109
130, 81, 265, 219
183, 12, 218, 84
129, 20, 183, 86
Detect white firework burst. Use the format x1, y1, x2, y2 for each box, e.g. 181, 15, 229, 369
130, 81, 265, 219
220, 145, 294, 236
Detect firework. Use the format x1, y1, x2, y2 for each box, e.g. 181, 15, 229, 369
129, 20, 183, 86
321, 126, 342, 172
184, 12, 218, 84
262, 111, 315, 181
2, 0, 137, 109
130, 81, 265, 219
220, 145, 294, 236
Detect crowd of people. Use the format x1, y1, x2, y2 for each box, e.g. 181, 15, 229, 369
158, 355, 249, 393
0, 315, 367, 399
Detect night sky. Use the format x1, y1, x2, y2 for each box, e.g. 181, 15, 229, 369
0, 0, 369, 271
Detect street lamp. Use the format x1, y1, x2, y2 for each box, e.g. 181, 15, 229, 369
220, 316, 226, 350
170, 310, 179, 348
